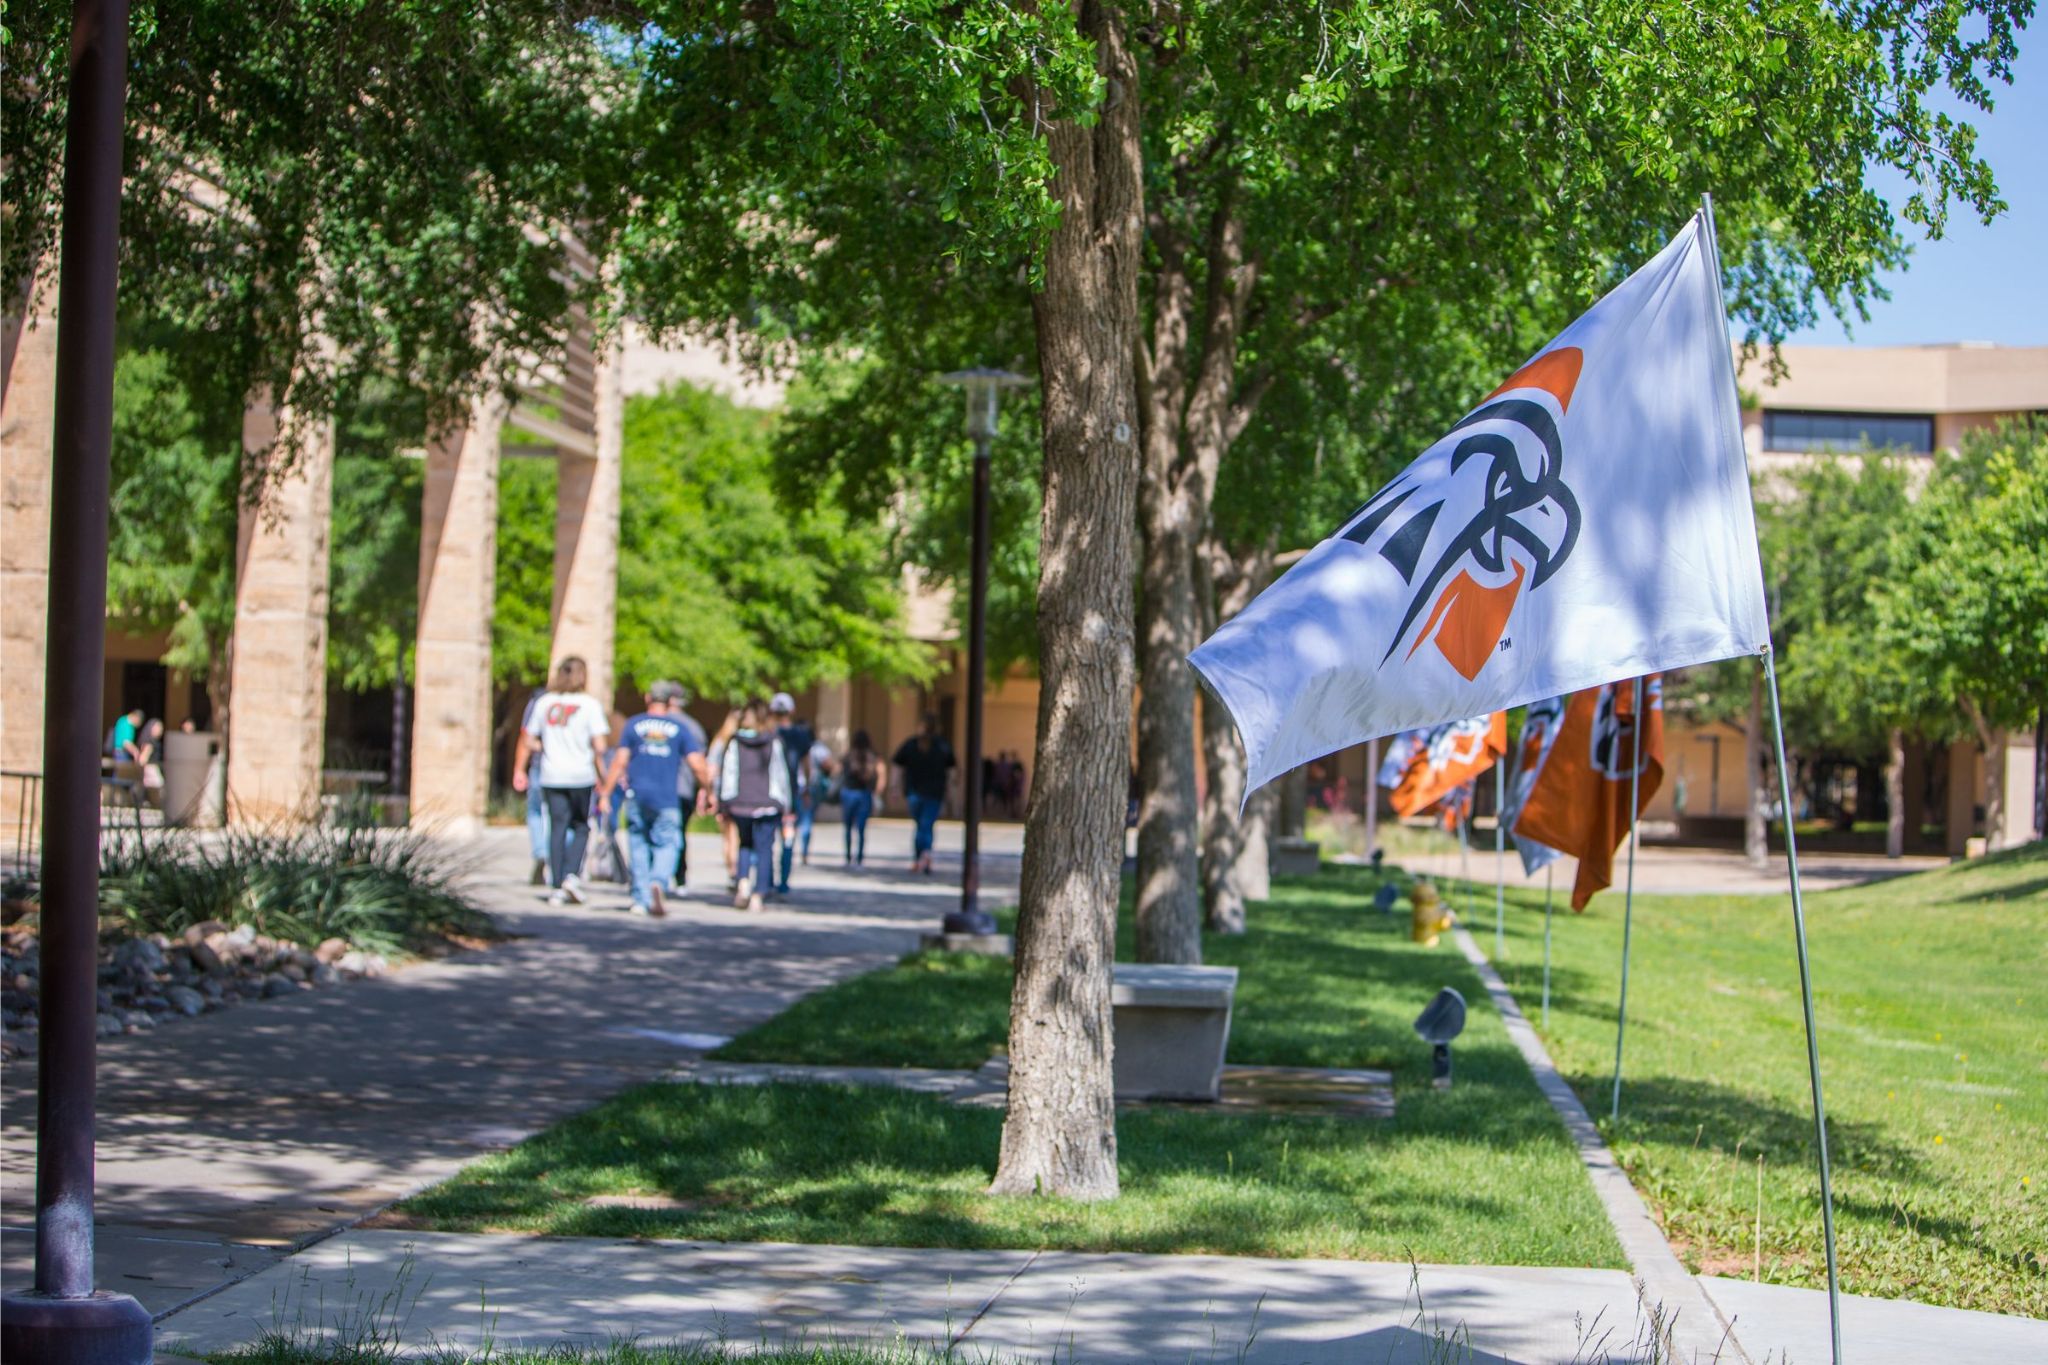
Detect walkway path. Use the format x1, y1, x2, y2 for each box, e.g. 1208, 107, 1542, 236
155, 1227, 2048, 1364
1, 823, 1015, 1317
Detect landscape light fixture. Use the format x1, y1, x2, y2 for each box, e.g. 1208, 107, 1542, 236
1413, 987, 1468, 1091
935, 367, 1031, 936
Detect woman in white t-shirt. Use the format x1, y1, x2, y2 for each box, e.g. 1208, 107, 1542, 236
512, 656, 611, 904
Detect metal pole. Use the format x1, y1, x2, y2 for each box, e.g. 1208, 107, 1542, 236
1764, 648, 1844, 1365
1609, 675, 1644, 1124
1540, 864, 1554, 1028
1365, 738, 1380, 855
1, 0, 152, 1357
1493, 757, 1505, 960
960, 430, 992, 919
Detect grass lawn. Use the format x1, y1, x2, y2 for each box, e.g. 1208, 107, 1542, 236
396, 866, 1623, 1268
215, 1343, 976, 1364
1460, 840, 2046, 1318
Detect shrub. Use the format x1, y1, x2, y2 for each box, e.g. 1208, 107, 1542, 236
98, 823, 494, 957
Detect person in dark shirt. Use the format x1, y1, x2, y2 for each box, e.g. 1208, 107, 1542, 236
891, 712, 955, 875
603, 681, 708, 917
768, 691, 815, 894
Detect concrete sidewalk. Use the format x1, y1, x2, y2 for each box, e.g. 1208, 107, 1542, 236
2, 826, 1015, 1317
153, 1228, 2048, 1364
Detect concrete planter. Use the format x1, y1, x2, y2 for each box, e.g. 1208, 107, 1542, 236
1271, 836, 1322, 877
1110, 963, 1238, 1102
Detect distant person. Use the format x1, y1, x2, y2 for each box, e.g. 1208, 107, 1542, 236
106, 708, 144, 765
604, 681, 709, 917
717, 698, 791, 911
669, 687, 709, 890
707, 707, 742, 888
838, 729, 885, 866
768, 693, 814, 894
512, 656, 611, 905
138, 718, 167, 797
892, 713, 955, 875
517, 685, 552, 885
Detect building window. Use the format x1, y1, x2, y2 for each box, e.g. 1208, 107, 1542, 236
1762, 409, 1935, 454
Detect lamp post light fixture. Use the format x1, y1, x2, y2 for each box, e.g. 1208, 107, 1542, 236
936, 367, 1030, 936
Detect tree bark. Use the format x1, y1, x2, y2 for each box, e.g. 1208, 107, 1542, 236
1884, 727, 1905, 859
1959, 696, 2005, 850
1133, 219, 1202, 964
1744, 665, 1769, 868
1197, 534, 1271, 933
990, 0, 1143, 1203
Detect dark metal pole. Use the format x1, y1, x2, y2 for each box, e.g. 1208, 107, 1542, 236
1, 0, 153, 1358
960, 433, 992, 918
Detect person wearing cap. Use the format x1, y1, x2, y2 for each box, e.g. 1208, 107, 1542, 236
766, 691, 815, 895
603, 680, 709, 917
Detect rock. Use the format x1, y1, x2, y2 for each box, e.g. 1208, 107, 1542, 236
113, 938, 168, 973
182, 921, 229, 946
163, 986, 205, 1017
261, 975, 297, 999
278, 961, 307, 984
198, 978, 225, 1001
292, 949, 318, 971
188, 940, 225, 975
6, 1027, 33, 1058
142, 996, 170, 1013
337, 951, 387, 978
122, 1009, 155, 1029
96, 987, 115, 1012
314, 938, 349, 964
227, 924, 256, 947
96, 1012, 123, 1038
310, 962, 339, 987
1, 1008, 17, 1029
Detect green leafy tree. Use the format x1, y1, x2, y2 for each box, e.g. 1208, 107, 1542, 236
1874, 418, 2048, 845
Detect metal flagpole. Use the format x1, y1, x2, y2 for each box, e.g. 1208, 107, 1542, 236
1701, 190, 1841, 1363
1609, 674, 1644, 1123
1764, 648, 1843, 1362
1364, 736, 1380, 864
1457, 810, 1470, 919
1493, 759, 1506, 959
1540, 864, 1555, 1028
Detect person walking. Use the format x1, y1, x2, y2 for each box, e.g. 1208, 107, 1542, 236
838, 729, 885, 866
767, 692, 814, 895
707, 707, 742, 888
517, 685, 552, 884
717, 699, 790, 911
892, 712, 955, 875
669, 687, 708, 891
603, 681, 709, 917
512, 656, 611, 905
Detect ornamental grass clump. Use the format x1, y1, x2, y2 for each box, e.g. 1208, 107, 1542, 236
98, 822, 492, 958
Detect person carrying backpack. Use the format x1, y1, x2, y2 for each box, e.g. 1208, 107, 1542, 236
838, 730, 886, 866
512, 656, 611, 905
717, 698, 790, 911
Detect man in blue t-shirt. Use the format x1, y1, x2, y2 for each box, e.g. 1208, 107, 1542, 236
602, 680, 710, 916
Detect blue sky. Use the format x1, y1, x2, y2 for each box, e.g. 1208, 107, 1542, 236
1788, 39, 2044, 346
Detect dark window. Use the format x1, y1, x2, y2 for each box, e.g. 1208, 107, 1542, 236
1762, 409, 1934, 454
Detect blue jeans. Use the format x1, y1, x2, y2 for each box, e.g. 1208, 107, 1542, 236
841, 788, 874, 862
906, 791, 941, 857
734, 814, 777, 890
623, 798, 683, 908
525, 775, 548, 862
778, 793, 817, 890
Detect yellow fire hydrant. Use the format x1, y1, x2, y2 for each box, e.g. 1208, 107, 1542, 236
1410, 878, 1453, 947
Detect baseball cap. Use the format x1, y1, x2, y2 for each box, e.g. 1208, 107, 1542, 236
769, 691, 796, 714
649, 679, 685, 703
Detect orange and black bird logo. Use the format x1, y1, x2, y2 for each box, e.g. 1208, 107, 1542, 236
1337, 348, 1583, 681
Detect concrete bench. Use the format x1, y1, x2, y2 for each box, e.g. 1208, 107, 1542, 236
1271, 835, 1322, 876
1111, 963, 1239, 1102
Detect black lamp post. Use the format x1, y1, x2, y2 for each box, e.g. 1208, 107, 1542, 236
936, 368, 1029, 936
0, 0, 154, 1360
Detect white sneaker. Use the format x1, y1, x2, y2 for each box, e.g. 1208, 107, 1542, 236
629, 902, 650, 917
747, 890, 765, 913
563, 874, 587, 905
547, 889, 569, 906
733, 876, 752, 910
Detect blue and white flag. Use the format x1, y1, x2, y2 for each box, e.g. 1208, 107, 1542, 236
1190, 213, 1767, 795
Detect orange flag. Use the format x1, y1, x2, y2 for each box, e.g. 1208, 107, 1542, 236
1387, 713, 1508, 818
1511, 677, 1664, 910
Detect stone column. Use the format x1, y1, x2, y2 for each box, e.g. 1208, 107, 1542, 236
813, 680, 852, 753
0, 301, 56, 828
1944, 739, 1976, 857
225, 394, 336, 824
1998, 728, 2038, 850
551, 341, 621, 710
409, 393, 507, 835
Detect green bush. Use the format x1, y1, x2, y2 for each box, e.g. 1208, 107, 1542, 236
99, 823, 494, 957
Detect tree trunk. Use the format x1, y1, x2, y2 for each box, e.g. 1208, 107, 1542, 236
1884, 727, 1905, 859
1196, 535, 1271, 933
1133, 224, 1201, 964
990, 0, 1143, 1203
1960, 696, 2006, 851
1280, 764, 1307, 840
1744, 665, 1769, 868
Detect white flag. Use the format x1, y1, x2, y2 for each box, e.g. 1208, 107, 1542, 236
1190, 213, 1767, 795
1503, 694, 1566, 876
